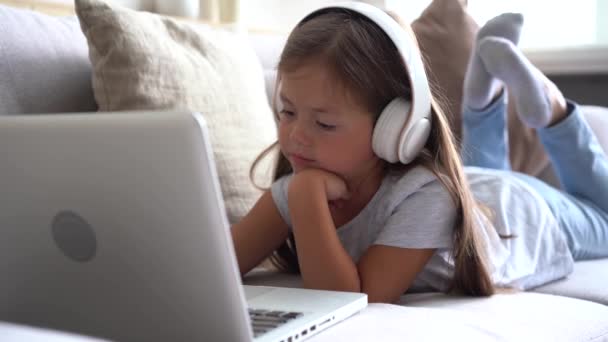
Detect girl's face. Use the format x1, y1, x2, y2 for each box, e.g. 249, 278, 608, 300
277, 62, 382, 184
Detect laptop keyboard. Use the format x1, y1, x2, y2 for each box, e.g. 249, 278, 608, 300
248, 308, 303, 338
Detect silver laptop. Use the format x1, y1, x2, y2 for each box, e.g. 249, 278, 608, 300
0, 111, 367, 342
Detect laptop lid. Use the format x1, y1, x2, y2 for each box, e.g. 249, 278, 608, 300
0, 111, 253, 341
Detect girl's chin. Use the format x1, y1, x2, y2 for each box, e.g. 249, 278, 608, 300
292, 165, 307, 173
291, 164, 343, 177
291, 163, 313, 173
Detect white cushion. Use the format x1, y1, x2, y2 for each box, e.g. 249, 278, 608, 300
245, 264, 608, 341
394, 292, 608, 342
245, 269, 608, 341
533, 258, 608, 305
307, 299, 608, 341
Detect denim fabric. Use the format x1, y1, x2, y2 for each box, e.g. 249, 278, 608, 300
462, 96, 608, 260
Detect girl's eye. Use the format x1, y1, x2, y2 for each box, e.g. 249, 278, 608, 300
316, 121, 336, 131
279, 110, 294, 118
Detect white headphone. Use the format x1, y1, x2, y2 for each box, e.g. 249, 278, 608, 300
297, 2, 432, 164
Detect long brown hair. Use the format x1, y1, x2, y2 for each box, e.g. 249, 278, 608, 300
250, 9, 495, 296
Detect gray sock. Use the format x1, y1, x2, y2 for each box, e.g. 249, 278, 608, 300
463, 13, 524, 110
478, 37, 551, 128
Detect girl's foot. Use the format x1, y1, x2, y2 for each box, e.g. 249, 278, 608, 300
478, 37, 567, 128
463, 13, 524, 111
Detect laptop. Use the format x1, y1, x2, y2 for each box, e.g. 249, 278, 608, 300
0, 111, 367, 342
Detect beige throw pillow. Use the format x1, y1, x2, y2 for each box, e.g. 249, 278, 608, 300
75, 0, 277, 224
411, 0, 478, 138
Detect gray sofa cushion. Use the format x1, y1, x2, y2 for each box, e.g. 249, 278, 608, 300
0, 5, 97, 114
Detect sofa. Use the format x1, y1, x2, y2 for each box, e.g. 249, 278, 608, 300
1, 0, 608, 341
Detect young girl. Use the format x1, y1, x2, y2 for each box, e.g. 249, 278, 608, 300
231, 5, 608, 303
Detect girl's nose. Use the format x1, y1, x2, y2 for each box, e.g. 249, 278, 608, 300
289, 120, 312, 146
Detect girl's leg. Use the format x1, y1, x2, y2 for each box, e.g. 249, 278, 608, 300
536, 105, 608, 259
539, 104, 608, 214
461, 94, 511, 169
512, 170, 608, 260
460, 13, 523, 169
480, 37, 608, 259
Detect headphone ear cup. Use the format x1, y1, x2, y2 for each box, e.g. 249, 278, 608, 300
398, 118, 431, 164
372, 98, 411, 163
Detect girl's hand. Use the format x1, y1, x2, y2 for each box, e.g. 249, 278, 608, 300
289, 168, 349, 203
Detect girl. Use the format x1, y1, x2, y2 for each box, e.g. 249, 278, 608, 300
231, 5, 608, 303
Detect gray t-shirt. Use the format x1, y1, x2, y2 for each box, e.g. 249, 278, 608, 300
271, 166, 574, 292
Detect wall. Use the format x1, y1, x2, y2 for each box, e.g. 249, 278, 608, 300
30, 0, 154, 10
35, 0, 405, 32
34, 0, 354, 30
240, 0, 344, 33
551, 75, 608, 107
30, 0, 608, 107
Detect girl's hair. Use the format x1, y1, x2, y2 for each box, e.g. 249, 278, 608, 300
250, 9, 496, 296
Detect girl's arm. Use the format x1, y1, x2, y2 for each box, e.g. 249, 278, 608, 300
357, 245, 435, 303
288, 168, 370, 293
231, 191, 290, 276
288, 170, 360, 292
289, 169, 436, 303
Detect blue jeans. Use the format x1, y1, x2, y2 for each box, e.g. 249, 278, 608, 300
461, 95, 608, 260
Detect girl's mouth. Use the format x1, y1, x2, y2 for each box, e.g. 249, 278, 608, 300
289, 153, 315, 167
